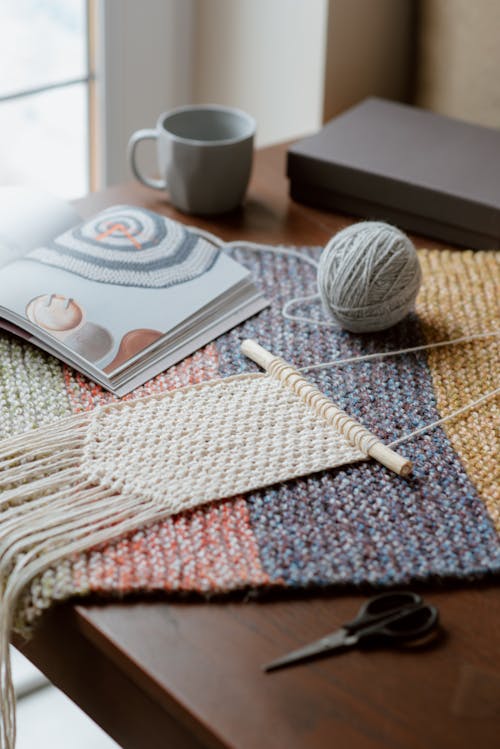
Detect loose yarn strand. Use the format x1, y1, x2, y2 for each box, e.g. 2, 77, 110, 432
282, 294, 340, 326
225, 239, 320, 270
190, 227, 320, 270
297, 332, 499, 448
190, 227, 327, 325
388, 387, 500, 448
299, 331, 500, 373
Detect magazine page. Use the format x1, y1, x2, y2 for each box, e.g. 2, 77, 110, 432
0, 205, 252, 375
0, 187, 81, 267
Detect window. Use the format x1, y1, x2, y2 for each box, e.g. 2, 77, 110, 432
0, 0, 90, 198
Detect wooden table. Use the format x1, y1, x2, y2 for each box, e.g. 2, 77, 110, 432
20, 143, 500, 749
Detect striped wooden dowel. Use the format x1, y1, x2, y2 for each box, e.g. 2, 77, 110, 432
241, 339, 413, 477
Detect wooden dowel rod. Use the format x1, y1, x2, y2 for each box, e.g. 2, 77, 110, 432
242, 340, 275, 370
241, 339, 412, 477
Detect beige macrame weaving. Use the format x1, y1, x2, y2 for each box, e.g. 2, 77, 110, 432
0, 368, 367, 749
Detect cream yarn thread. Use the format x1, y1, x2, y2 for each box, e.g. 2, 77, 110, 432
296, 330, 500, 447
300, 332, 500, 373
317, 222, 422, 332
193, 224, 422, 331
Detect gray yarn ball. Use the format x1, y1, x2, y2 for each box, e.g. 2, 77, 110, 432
317, 221, 422, 333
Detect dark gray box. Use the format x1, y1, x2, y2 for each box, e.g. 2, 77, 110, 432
287, 97, 500, 249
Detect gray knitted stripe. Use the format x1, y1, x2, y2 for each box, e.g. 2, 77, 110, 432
26, 208, 220, 288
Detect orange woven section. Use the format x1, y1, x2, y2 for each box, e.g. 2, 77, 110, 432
63, 343, 220, 412
417, 250, 499, 530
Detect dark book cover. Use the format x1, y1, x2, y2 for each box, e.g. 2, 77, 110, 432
287, 97, 500, 248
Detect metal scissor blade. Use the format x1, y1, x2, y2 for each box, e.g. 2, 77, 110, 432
263, 628, 356, 672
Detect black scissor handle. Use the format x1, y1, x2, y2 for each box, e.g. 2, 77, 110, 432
357, 604, 439, 644
344, 591, 423, 634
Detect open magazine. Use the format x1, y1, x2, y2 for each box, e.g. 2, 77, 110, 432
0, 188, 268, 396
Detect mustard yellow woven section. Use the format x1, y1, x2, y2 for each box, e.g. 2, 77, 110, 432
417, 250, 500, 530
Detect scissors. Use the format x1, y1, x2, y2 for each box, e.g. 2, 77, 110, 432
263, 591, 439, 673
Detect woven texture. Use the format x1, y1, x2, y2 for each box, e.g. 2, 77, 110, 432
82, 374, 363, 509
417, 250, 499, 528
0, 244, 497, 630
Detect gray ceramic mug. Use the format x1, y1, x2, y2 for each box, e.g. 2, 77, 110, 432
128, 104, 256, 215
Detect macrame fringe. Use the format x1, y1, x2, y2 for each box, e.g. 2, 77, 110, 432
0, 411, 181, 749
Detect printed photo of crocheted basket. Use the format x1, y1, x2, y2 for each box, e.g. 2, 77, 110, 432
27, 205, 221, 288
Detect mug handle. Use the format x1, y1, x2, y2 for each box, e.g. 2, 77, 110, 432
127, 129, 167, 190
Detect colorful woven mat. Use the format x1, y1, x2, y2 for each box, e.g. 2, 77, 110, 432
3, 245, 498, 628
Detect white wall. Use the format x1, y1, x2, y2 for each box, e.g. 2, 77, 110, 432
192, 0, 329, 146
94, 0, 195, 187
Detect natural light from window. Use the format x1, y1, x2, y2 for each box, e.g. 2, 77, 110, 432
0, 0, 89, 199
